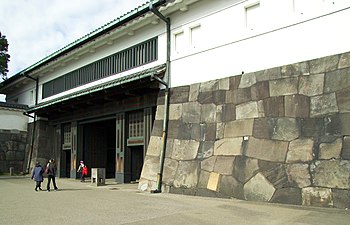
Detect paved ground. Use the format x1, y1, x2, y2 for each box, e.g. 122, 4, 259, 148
0, 176, 349, 225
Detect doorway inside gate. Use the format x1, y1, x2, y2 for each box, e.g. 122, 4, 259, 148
125, 145, 144, 182
82, 118, 116, 178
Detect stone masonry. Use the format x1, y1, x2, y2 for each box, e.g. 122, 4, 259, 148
139, 51, 350, 209
0, 129, 27, 174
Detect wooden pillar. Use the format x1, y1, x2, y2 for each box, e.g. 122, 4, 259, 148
55, 125, 61, 177
143, 108, 153, 157
71, 122, 78, 178
116, 113, 125, 183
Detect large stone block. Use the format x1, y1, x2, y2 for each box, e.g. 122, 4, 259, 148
251, 81, 269, 101
207, 172, 221, 191
219, 175, 244, 199
201, 156, 217, 172
281, 61, 309, 76
324, 67, 350, 93
236, 101, 262, 119
200, 80, 219, 92
219, 77, 230, 90
171, 139, 199, 160
226, 88, 251, 105
162, 158, 179, 185
170, 86, 190, 104
252, 118, 272, 139
198, 91, 215, 104
271, 118, 300, 141
229, 75, 242, 90
271, 188, 302, 205
269, 77, 298, 97
147, 136, 162, 156
245, 137, 289, 162
286, 138, 314, 163
260, 163, 288, 189
244, 172, 276, 202
339, 113, 350, 135
214, 138, 243, 156
299, 74, 324, 96
332, 189, 350, 209
173, 161, 199, 188
218, 103, 236, 122
239, 72, 257, 88
338, 52, 350, 69
300, 118, 325, 137
325, 114, 342, 136
168, 104, 183, 120
140, 156, 159, 181
216, 123, 224, 140
197, 141, 214, 159
263, 96, 284, 117
319, 138, 342, 159
342, 136, 350, 160
167, 120, 191, 139
155, 105, 164, 120
165, 138, 175, 158
302, 187, 333, 207
310, 93, 338, 118
312, 160, 350, 189
189, 83, 200, 102
309, 55, 339, 74
213, 156, 235, 175
254, 69, 270, 82
336, 88, 350, 113
201, 104, 217, 123
286, 164, 311, 188
263, 67, 282, 80
224, 119, 254, 138
5, 151, 16, 161
189, 123, 201, 141
15, 151, 24, 161
199, 123, 216, 142
285, 95, 310, 118
182, 102, 201, 123
198, 170, 210, 188
233, 156, 259, 183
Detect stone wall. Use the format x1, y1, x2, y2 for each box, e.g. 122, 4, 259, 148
139, 51, 350, 209
0, 129, 27, 174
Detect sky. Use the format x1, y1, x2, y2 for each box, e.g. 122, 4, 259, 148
0, 0, 147, 101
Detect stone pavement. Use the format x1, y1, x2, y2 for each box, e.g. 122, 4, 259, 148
0, 176, 349, 225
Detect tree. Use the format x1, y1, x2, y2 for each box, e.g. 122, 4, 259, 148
0, 32, 10, 81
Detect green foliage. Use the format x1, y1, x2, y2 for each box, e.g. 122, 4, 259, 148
0, 32, 10, 81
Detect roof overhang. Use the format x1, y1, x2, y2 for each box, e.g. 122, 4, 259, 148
26, 64, 166, 117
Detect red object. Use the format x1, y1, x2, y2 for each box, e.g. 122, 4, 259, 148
82, 166, 88, 175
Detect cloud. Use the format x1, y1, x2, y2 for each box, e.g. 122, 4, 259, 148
0, 0, 146, 78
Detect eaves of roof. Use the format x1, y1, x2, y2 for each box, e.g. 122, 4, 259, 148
0, 102, 28, 110
26, 64, 166, 114
1, 0, 166, 87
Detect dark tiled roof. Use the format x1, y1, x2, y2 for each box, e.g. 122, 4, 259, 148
0, 102, 28, 110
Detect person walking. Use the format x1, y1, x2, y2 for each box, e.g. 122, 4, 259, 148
31, 162, 44, 191
46, 159, 58, 191
77, 161, 88, 182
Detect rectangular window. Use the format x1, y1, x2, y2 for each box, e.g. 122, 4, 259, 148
174, 31, 185, 54
62, 124, 71, 149
245, 2, 260, 31
127, 111, 144, 146
190, 25, 201, 49
42, 37, 158, 99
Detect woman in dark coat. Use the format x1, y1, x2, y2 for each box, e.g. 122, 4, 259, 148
46, 159, 58, 191
31, 162, 44, 191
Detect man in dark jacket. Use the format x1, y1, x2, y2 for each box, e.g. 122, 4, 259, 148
31, 162, 44, 191
46, 159, 58, 191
